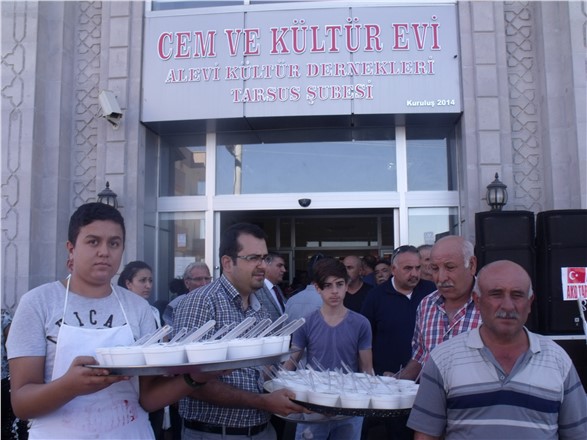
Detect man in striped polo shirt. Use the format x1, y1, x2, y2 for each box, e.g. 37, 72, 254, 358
408, 260, 587, 439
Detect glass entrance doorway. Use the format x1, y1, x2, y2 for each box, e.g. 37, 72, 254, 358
221, 208, 395, 291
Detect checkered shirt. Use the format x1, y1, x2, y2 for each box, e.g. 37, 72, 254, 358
174, 275, 271, 427
411, 289, 481, 365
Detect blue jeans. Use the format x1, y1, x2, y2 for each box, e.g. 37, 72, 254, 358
294, 416, 363, 440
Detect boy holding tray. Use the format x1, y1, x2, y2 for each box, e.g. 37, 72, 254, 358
6, 203, 222, 439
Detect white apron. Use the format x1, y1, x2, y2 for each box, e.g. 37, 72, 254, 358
28, 277, 154, 439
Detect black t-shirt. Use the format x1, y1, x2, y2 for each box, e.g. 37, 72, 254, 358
343, 282, 373, 313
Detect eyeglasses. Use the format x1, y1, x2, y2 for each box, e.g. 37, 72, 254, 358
392, 245, 418, 260
185, 276, 212, 283
235, 254, 272, 265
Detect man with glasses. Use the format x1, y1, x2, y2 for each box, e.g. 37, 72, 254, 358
361, 246, 435, 440
162, 262, 212, 327
173, 223, 306, 440
399, 235, 481, 381
184, 262, 213, 292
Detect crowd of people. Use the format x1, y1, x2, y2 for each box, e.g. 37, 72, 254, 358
2, 202, 585, 440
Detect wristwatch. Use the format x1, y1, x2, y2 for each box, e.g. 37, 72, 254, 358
183, 374, 206, 389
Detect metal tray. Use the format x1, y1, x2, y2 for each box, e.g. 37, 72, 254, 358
292, 399, 411, 418
86, 350, 293, 376
263, 379, 410, 419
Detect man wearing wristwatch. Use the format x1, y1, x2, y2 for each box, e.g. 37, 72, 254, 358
158, 222, 307, 439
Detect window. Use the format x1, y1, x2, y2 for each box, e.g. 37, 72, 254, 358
156, 212, 206, 296
407, 126, 457, 191
216, 136, 396, 195
408, 207, 459, 247
159, 135, 207, 196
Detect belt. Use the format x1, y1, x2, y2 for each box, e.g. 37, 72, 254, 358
183, 419, 268, 436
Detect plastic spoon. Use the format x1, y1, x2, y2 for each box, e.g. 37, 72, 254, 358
209, 324, 230, 340
244, 318, 272, 338
132, 333, 154, 346
168, 327, 188, 344
141, 325, 173, 347
220, 317, 257, 341
180, 320, 217, 344
258, 314, 289, 338
273, 318, 305, 337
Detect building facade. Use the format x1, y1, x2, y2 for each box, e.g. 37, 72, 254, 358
2, 0, 586, 312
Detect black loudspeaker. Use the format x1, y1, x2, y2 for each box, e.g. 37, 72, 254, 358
536, 210, 587, 334
475, 211, 538, 331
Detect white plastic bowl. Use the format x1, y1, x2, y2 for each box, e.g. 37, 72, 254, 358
399, 391, 417, 408
291, 386, 309, 402
340, 392, 371, 408
108, 346, 146, 366
370, 393, 401, 409
307, 390, 340, 407
227, 338, 264, 360
142, 343, 187, 365
262, 336, 284, 355
284, 382, 310, 402
185, 340, 228, 363
396, 379, 416, 388
94, 347, 112, 365
281, 335, 291, 352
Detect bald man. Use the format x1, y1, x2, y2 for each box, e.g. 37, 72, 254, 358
408, 260, 587, 439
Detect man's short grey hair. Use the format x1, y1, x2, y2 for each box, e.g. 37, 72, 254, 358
462, 240, 475, 269
183, 261, 210, 279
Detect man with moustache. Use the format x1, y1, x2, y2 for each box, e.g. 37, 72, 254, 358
361, 246, 435, 440
399, 236, 482, 381
408, 261, 587, 439
362, 246, 435, 376
172, 223, 306, 440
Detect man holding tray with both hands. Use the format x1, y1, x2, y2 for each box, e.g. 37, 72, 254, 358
7, 205, 305, 439
169, 222, 308, 439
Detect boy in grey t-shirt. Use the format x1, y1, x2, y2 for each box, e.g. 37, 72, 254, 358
6, 203, 218, 439
286, 257, 373, 440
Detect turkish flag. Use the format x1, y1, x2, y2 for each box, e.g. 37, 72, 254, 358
567, 267, 586, 284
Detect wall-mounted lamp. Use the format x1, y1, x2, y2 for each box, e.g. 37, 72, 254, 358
98, 90, 123, 129
486, 172, 508, 211
97, 181, 118, 208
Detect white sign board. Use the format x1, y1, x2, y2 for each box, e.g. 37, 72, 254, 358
142, 3, 461, 122
561, 267, 587, 300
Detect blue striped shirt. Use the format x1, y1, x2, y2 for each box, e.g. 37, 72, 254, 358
407, 327, 587, 439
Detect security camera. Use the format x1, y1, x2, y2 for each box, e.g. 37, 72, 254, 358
298, 198, 311, 208
98, 90, 123, 128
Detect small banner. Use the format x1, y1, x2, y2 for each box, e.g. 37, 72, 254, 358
561, 267, 587, 300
